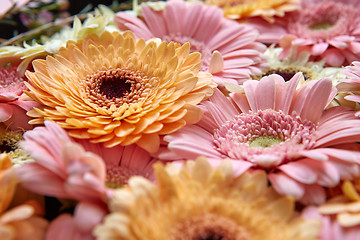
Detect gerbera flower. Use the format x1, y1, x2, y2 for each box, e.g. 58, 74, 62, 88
94, 158, 320, 240
0, 65, 39, 130
24, 30, 215, 152
0, 154, 48, 240
115, 0, 268, 85
302, 178, 360, 240
0, 5, 116, 75
250, 0, 360, 67
16, 121, 158, 206
337, 61, 360, 116
254, 45, 343, 83
248, 45, 347, 108
159, 73, 360, 204
205, 0, 300, 22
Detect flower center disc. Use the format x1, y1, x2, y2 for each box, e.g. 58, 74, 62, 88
170, 213, 251, 240
105, 164, 144, 188
213, 109, 316, 168
99, 76, 132, 99
258, 68, 310, 82
85, 68, 157, 110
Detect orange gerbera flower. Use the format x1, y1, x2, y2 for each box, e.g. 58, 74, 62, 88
206, 0, 300, 22
25, 31, 215, 153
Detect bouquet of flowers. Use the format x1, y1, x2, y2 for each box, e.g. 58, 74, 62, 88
1, 0, 360, 239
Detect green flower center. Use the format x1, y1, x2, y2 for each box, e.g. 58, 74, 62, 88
249, 136, 283, 148
310, 22, 333, 30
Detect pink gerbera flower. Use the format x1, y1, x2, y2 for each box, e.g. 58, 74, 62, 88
249, 0, 360, 67
16, 121, 157, 206
0, 65, 39, 130
158, 73, 360, 204
115, 0, 268, 85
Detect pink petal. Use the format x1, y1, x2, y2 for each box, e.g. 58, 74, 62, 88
328, 39, 348, 49
255, 75, 276, 110
74, 202, 107, 233
243, 80, 260, 111
230, 92, 251, 113
16, 163, 69, 198
141, 5, 167, 37
300, 184, 326, 205
193, 5, 222, 42
349, 41, 360, 54
46, 214, 79, 240
292, 38, 315, 46
3, 104, 32, 130
321, 48, 346, 67
278, 160, 317, 184
275, 72, 301, 114
205, 89, 239, 122
268, 172, 305, 199
300, 78, 334, 123
182, 2, 204, 36
0, 103, 13, 122
311, 42, 329, 55
163, 125, 222, 160
231, 160, 254, 176
164, 0, 186, 34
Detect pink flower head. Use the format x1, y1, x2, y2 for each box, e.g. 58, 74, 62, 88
115, 0, 268, 85
250, 0, 360, 67
16, 121, 157, 206
159, 72, 360, 204
0, 65, 39, 130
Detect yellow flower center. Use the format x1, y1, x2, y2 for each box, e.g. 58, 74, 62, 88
310, 22, 333, 31
249, 136, 283, 148
170, 213, 251, 240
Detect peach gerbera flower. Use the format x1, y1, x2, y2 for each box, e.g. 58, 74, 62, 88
115, 0, 268, 85
205, 0, 300, 22
159, 73, 360, 204
94, 158, 320, 240
16, 121, 158, 206
24, 31, 215, 153
0, 154, 48, 240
